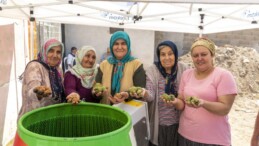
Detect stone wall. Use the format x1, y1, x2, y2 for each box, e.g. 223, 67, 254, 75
182, 29, 259, 54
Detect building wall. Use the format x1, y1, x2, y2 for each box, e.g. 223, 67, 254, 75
65, 24, 259, 67
64, 24, 155, 69
64, 24, 111, 62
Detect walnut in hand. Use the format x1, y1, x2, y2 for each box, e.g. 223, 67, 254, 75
33, 86, 52, 100
66, 92, 80, 104
185, 96, 200, 106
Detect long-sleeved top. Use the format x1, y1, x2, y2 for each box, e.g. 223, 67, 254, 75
64, 71, 100, 103
95, 59, 146, 104
18, 61, 63, 119
144, 62, 189, 145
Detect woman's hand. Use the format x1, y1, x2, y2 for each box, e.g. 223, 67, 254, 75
66, 92, 80, 104
92, 87, 108, 98
109, 92, 129, 104
160, 93, 176, 105
108, 95, 119, 104
33, 86, 52, 100
92, 83, 107, 97
162, 98, 178, 106
129, 88, 146, 99
185, 96, 204, 108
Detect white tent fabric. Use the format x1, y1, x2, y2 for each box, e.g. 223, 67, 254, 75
0, 21, 28, 146
1, 0, 259, 34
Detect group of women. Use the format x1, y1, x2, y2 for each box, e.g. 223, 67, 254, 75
18, 31, 238, 146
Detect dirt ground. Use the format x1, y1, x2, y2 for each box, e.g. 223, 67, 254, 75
230, 93, 259, 146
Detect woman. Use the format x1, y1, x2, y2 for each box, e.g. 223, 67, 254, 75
173, 37, 238, 146
64, 46, 99, 103
95, 31, 146, 104
143, 41, 188, 146
18, 38, 65, 119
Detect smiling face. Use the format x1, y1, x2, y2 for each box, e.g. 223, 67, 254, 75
81, 50, 96, 68
47, 45, 62, 67
112, 39, 128, 60
159, 46, 175, 73
191, 45, 214, 72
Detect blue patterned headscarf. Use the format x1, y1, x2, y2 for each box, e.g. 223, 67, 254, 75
154, 40, 178, 96
107, 31, 135, 93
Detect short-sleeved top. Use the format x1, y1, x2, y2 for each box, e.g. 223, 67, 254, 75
178, 67, 237, 146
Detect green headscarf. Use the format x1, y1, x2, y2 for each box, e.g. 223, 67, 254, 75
108, 31, 135, 93
69, 46, 98, 88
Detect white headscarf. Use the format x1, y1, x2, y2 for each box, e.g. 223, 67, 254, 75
69, 46, 98, 88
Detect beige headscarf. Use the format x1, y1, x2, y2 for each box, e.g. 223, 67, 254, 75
69, 46, 98, 88
191, 37, 216, 56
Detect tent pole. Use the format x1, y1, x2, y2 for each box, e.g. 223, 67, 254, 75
199, 29, 203, 37
199, 33, 202, 37
30, 21, 34, 61
13, 24, 19, 115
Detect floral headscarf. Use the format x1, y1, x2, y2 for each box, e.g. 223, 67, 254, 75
37, 38, 65, 102
154, 40, 178, 96
191, 37, 216, 56
70, 46, 98, 88
38, 38, 64, 66
107, 31, 135, 93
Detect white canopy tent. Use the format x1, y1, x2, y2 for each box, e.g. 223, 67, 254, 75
1, 0, 259, 35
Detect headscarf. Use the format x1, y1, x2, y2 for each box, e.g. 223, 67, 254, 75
191, 37, 216, 56
69, 46, 98, 88
154, 40, 178, 96
107, 31, 135, 93
37, 38, 65, 102
38, 39, 64, 65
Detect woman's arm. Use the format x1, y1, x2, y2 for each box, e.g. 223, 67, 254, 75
64, 72, 78, 96
171, 94, 185, 110
251, 112, 259, 146
200, 94, 236, 116
199, 70, 237, 116
22, 62, 47, 109
143, 75, 156, 102
24, 63, 43, 97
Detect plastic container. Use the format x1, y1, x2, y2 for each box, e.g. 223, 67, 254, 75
14, 103, 132, 146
